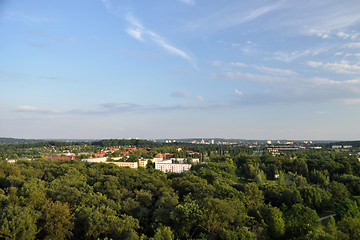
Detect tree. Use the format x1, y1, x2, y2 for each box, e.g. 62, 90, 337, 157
0, 206, 39, 240
74, 206, 139, 240
336, 199, 360, 219
170, 200, 203, 239
259, 204, 285, 239
328, 181, 349, 208
284, 204, 320, 239
153, 189, 179, 226
243, 183, 264, 209
338, 217, 360, 239
153, 226, 174, 240
37, 201, 74, 240
282, 187, 303, 207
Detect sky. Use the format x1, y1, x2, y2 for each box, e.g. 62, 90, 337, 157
1, 0, 360, 140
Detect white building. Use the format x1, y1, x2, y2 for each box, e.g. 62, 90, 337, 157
82, 157, 107, 163
155, 162, 191, 173
192, 158, 200, 163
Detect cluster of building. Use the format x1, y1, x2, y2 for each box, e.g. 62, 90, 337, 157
82, 153, 200, 174
43, 147, 139, 161
44, 153, 77, 161
153, 156, 199, 173
332, 145, 353, 149
82, 157, 148, 169
189, 139, 237, 145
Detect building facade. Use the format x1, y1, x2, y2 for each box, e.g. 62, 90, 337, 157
155, 162, 191, 173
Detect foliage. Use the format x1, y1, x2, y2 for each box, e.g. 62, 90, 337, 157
0, 139, 360, 239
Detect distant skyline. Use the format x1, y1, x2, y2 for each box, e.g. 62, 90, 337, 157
1, 0, 360, 140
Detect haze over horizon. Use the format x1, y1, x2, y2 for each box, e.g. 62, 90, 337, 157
1, 0, 360, 140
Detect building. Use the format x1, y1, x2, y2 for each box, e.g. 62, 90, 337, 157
139, 159, 148, 168
44, 153, 77, 161
155, 162, 191, 173
171, 158, 185, 163
191, 158, 200, 164
82, 157, 107, 163
152, 158, 164, 163
155, 153, 174, 160
108, 162, 138, 169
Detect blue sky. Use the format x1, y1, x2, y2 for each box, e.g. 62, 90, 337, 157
1, 0, 360, 140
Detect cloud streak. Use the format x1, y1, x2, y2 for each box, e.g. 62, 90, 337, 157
125, 14, 197, 68
17, 105, 61, 114
308, 60, 360, 75
186, 1, 284, 33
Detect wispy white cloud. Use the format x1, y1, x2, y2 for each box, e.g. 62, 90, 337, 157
186, 1, 284, 33
273, 49, 325, 62
345, 53, 360, 58
210, 71, 290, 84
344, 42, 360, 48
337, 31, 360, 40
213, 61, 297, 77
171, 91, 204, 102
310, 29, 330, 39
253, 65, 297, 76
232, 76, 360, 106
18, 105, 61, 114
125, 14, 197, 68
179, 0, 195, 5
308, 60, 360, 74
212, 61, 248, 68
18, 105, 38, 111
230, 62, 249, 68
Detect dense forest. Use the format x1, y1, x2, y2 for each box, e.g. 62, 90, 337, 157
1, 140, 360, 239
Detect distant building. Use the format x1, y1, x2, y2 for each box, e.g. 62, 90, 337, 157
94, 153, 106, 158
82, 157, 107, 163
310, 146, 322, 150
332, 145, 342, 149
192, 158, 200, 163
138, 159, 148, 168
108, 162, 138, 169
267, 140, 272, 145
44, 153, 77, 161
155, 153, 174, 160
155, 162, 191, 173
152, 158, 164, 163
